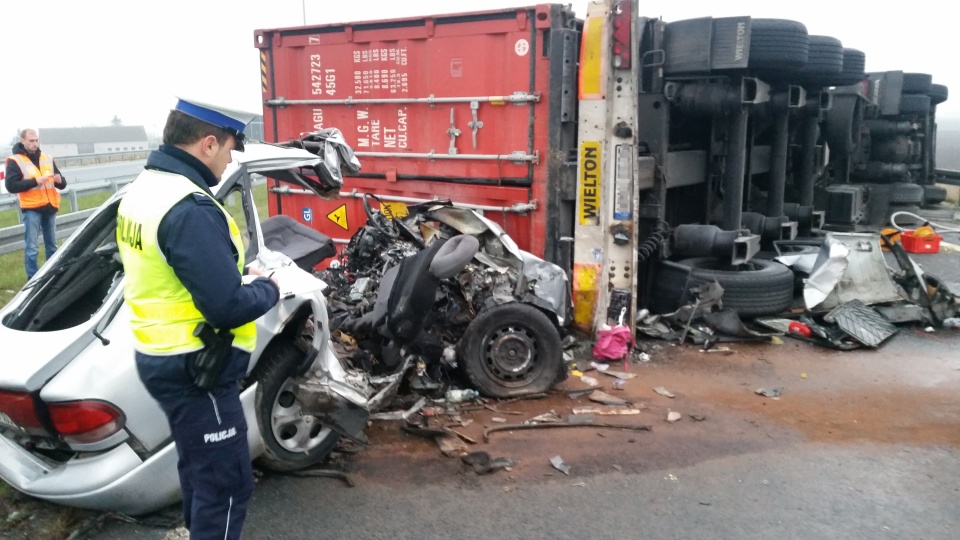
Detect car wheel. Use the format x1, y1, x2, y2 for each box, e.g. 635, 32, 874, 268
676, 257, 796, 318
459, 303, 564, 398
254, 341, 339, 472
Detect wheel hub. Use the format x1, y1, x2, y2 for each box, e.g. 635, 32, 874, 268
271, 379, 331, 453
485, 325, 537, 378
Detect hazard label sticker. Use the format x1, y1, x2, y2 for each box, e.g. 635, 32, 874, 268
327, 204, 349, 230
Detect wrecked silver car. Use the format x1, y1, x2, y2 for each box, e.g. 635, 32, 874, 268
319, 195, 570, 399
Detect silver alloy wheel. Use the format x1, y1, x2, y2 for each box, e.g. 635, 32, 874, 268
270, 378, 333, 454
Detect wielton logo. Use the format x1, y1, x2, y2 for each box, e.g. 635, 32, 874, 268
203, 427, 238, 444
734, 22, 747, 62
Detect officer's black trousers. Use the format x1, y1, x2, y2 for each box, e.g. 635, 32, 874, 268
136, 349, 254, 540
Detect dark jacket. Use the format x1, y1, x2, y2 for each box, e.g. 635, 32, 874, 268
145, 145, 280, 330
5, 142, 67, 214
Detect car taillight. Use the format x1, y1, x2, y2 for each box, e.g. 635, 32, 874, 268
48, 401, 125, 445
611, 0, 632, 69
0, 390, 44, 433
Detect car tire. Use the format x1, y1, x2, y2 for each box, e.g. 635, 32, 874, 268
459, 303, 564, 398
676, 257, 796, 318
889, 183, 925, 205
254, 341, 339, 472
922, 185, 948, 206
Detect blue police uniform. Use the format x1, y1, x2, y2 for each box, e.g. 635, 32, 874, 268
124, 100, 278, 539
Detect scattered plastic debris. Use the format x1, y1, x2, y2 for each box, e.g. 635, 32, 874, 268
550, 455, 571, 475
436, 434, 469, 457
943, 317, 960, 329
525, 411, 563, 424
567, 388, 599, 399
590, 362, 610, 372
588, 390, 629, 406
653, 386, 676, 398
637, 352, 652, 363
580, 375, 600, 387
612, 378, 627, 391
600, 369, 636, 380
369, 396, 428, 421
755, 387, 784, 398
666, 411, 682, 423
688, 413, 706, 422
572, 406, 643, 415
445, 388, 481, 403
491, 417, 507, 423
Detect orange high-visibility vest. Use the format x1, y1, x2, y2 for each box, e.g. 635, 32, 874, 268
6, 153, 61, 210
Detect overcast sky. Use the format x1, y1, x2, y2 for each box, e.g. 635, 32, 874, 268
2, 0, 956, 143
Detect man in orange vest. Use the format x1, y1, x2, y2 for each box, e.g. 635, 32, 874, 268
4, 129, 67, 278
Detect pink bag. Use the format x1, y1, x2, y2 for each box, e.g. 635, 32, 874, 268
592, 324, 633, 361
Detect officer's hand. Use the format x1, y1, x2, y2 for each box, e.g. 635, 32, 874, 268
52, 174, 62, 186
38, 175, 54, 187
248, 266, 280, 287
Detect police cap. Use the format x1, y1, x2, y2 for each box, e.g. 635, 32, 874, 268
173, 98, 258, 151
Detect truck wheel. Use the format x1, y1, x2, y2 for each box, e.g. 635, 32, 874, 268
899, 94, 931, 115
928, 84, 949, 106
747, 19, 810, 70
824, 94, 864, 153
676, 257, 796, 318
254, 341, 340, 472
647, 260, 693, 315
838, 48, 866, 83
795, 35, 843, 87
459, 303, 564, 398
923, 185, 948, 206
902, 73, 933, 94
889, 183, 925, 205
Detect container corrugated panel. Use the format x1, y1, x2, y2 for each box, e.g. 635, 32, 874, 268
255, 4, 580, 264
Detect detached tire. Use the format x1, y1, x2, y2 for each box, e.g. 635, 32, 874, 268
889, 183, 925, 205
254, 341, 339, 472
677, 257, 795, 318
922, 185, 948, 206
459, 303, 564, 398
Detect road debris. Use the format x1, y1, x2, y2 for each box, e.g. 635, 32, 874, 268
653, 386, 676, 398
580, 375, 600, 387
600, 369, 636, 380
755, 387, 784, 398
572, 406, 643, 415
550, 455, 571, 475
567, 388, 601, 399
491, 417, 508, 423
525, 411, 564, 424
436, 434, 469, 457
689, 413, 707, 421
461, 451, 515, 475
445, 388, 481, 403
612, 378, 627, 390
482, 421, 653, 442
588, 390, 630, 406
369, 396, 428, 421
666, 411, 682, 423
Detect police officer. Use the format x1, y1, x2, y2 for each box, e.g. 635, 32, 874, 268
116, 98, 279, 539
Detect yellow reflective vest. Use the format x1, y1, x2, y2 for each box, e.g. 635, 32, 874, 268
6, 153, 61, 210
117, 169, 256, 355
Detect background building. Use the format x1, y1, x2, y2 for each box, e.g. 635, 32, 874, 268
38, 126, 149, 157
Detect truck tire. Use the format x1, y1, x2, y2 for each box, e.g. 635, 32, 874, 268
922, 185, 948, 206
834, 48, 866, 87
899, 94, 931, 115
889, 183, 925, 205
824, 94, 864, 153
676, 257, 796, 318
647, 260, 693, 314
928, 83, 949, 106
795, 35, 843, 82
902, 73, 933, 94
747, 19, 809, 70
459, 303, 565, 398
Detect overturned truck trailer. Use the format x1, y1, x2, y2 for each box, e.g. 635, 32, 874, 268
254, 0, 949, 335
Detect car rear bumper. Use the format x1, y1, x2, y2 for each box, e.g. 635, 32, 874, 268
0, 434, 180, 515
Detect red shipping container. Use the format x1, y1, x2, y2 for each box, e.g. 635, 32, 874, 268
254, 4, 580, 267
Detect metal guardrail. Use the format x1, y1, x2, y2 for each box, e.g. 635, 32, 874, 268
0, 175, 267, 255
0, 176, 136, 255
57, 150, 151, 168
936, 169, 960, 186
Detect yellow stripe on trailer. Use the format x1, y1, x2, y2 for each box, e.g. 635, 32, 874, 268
578, 13, 605, 100
572, 263, 601, 332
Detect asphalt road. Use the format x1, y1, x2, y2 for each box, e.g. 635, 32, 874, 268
90, 328, 960, 540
